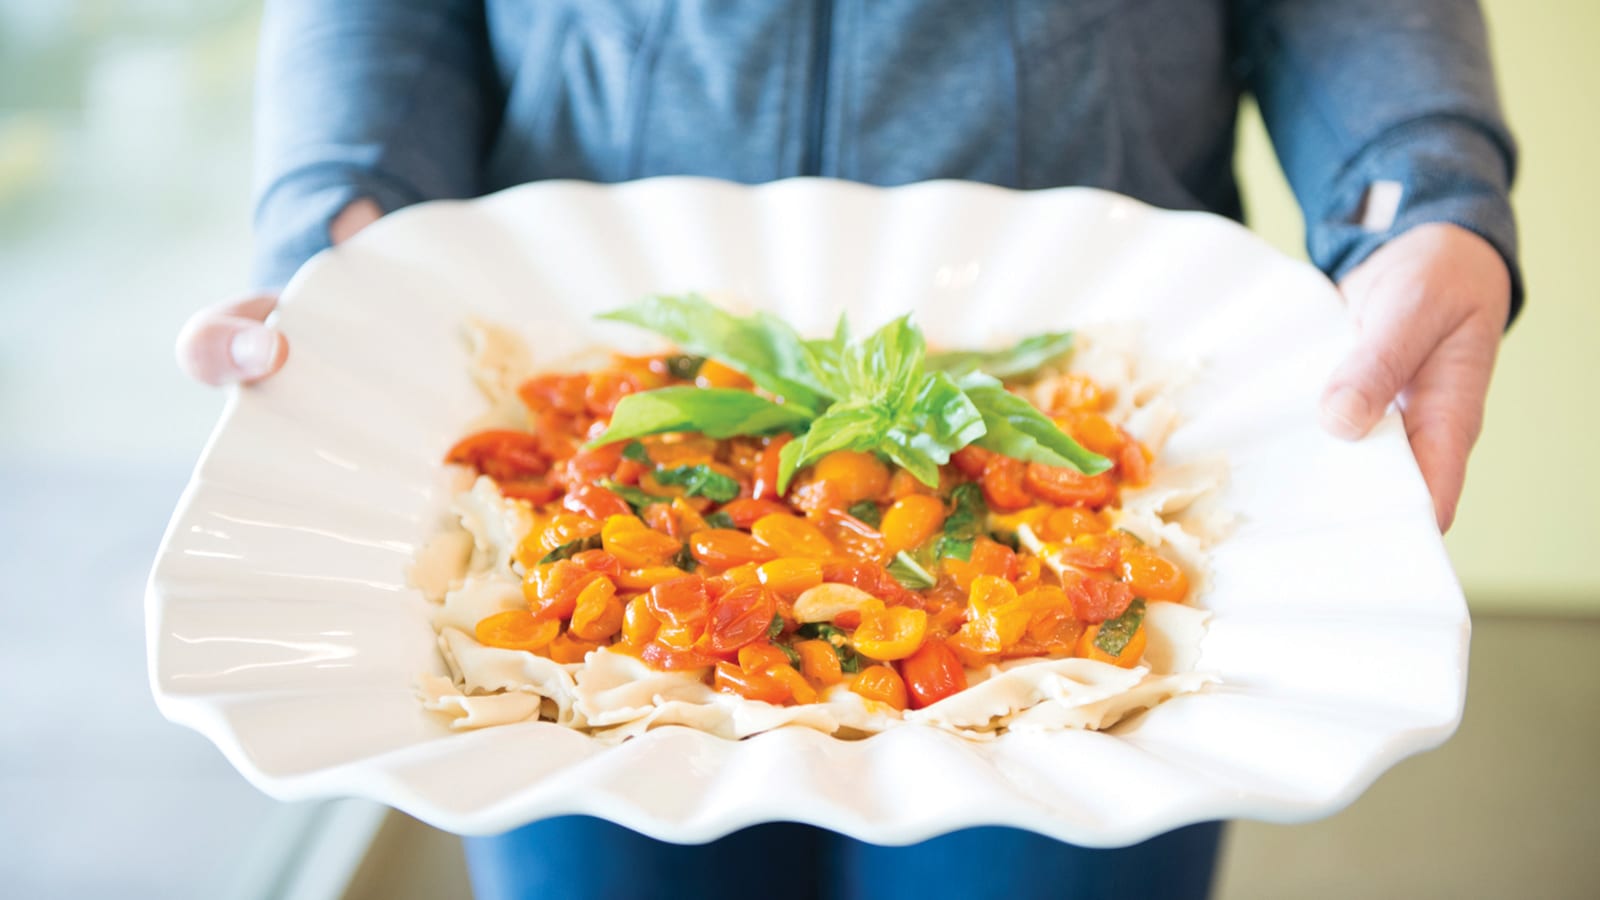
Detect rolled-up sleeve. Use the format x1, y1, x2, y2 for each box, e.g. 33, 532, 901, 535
251, 0, 493, 291
1235, 0, 1522, 317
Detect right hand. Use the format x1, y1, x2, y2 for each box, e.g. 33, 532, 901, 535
176, 198, 382, 385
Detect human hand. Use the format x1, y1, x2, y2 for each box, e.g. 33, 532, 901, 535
1319, 222, 1512, 532
176, 197, 382, 385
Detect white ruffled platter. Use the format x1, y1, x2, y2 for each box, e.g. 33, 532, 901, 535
147, 178, 1468, 846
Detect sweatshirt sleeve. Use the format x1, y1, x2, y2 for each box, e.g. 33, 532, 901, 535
250, 0, 494, 291
1234, 0, 1522, 318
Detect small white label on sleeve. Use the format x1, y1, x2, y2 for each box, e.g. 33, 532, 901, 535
1358, 180, 1404, 233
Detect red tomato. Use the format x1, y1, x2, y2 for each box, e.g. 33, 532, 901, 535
444, 430, 549, 480
751, 434, 793, 500
642, 641, 719, 671
1117, 438, 1150, 487
704, 584, 778, 653
1024, 463, 1117, 508
563, 443, 625, 488
1066, 576, 1134, 623
718, 498, 792, 529
563, 484, 633, 520
899, 639, 968, 709
497, 479, 561, 504
644, 576, 711, 629
951, 446, 992, 479
584, 370, 640, 419
980, 456, 1031, 511
518, 373, 589, 416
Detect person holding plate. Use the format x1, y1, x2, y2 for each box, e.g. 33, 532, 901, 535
177, 2, 1518, 897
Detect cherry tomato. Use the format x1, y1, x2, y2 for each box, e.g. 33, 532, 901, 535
444, 430, 549, 480
813, 450, 891, 505
750, 514, 835, 558
899, 638, 967, 709
1117, 438, 1151, 487
981, 456, 1032, 511
1120, 547, 1189, 602
584, 370, 639, 419
1066, 576, 1134, 623
879, 494, 945, 555
719, 498, 792, 529
518, 373, 589, 416
950, 446, 992, 479
704, 584, 778, 653
474, 610, 559, 652
563, 484, 633, 520
642, 641, 719, 671
1024, 463, 1117, 508
751, 434, 793, 500
850, 665, 909, 710
644, 575, 710, 629
712, 660, 791, 703
795, 639, 843, 686
690, 529, 777, 569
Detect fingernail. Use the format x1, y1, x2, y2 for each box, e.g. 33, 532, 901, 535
1321, 387, 1369, 439
229, 326, 278, 379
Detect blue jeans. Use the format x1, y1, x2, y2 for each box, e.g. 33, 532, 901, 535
464, 818, 1223, 899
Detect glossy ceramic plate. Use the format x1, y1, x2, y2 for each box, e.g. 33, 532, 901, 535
147, 177, 1468, 845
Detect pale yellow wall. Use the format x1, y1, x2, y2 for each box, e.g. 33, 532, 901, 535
1235, 1, 1600, 613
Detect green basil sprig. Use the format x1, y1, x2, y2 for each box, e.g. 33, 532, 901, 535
653, 464, 741, 503
590, 294, 1109, 490
1093, 598, 1148, 656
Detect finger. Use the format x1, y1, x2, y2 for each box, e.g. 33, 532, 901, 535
1397, 326, 1499, 532
1321, 273, 1454, 441
175, 294, 287, 386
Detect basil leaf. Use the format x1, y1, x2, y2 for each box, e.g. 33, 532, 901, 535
962, 380, 1110, 474
767, 614, 784, 640
621, 441, 652, 464
942, 483, 986, 542
880, 371, 987, 487
886, 551, 937, 590
664, 354, 705, 380
797, 622, 846, 644
933, 536, 974, 561
538, 534, 603, 564
600, 480, 664, 513
846, 500, 882, 528
653, 464, 741, 502
779, 643, 802, 667
702, 511, 736, 530
672, 544, 698, 572
799, 314, 853, 398
1093, 598, 1148, 656
588, 387, 814, 446
839, 649, 862, 674
601, 294, 830, 412
926, 332, 1075, 379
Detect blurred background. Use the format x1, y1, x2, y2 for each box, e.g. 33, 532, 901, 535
1, 1, 1595, 898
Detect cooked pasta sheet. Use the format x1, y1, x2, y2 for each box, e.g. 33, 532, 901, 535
411, 318, 1223, 741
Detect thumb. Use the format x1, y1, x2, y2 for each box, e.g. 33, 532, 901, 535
176, 295, 286, 386
1320, 277, 1449, 441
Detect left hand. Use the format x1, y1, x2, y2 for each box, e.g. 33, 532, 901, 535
1319, 222, 1512, 532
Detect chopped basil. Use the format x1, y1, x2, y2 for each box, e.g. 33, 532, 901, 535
664, 354, 706, 380
654, 464, 741, 502
538, 534, 604, 564
990, 530, 1021, 551
779, 643, 802, 667
887, 551, 937, 590
767, 614, 784, 640
600, 480, 665, 513
839, 649, 862, 674
1093, 598, 1148, 657
622, 441, 652, 464
796, 624, 862, 672
931, 482, 984, 560
703, 511, 736, 530
846, 500, 883, 528
672, 544, 698, 572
